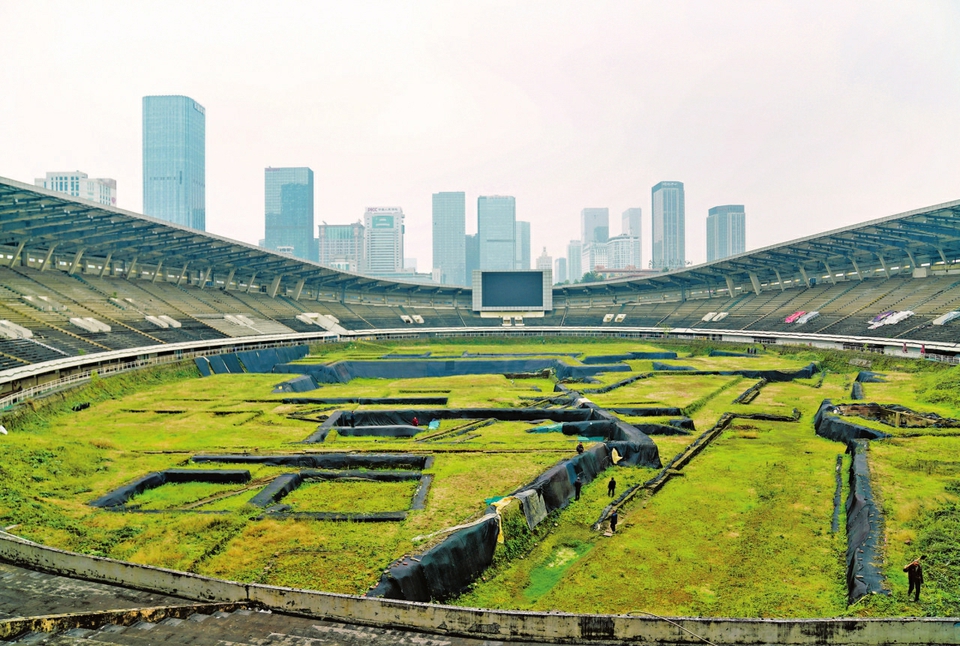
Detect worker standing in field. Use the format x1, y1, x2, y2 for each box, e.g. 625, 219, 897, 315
904, 556, 925, 601
609, 509, 619, 533
576, 441, 584, 454
608, 477, 616, 497
574, 474, 582, 501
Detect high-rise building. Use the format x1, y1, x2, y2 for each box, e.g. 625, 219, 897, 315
605, 234, 642, 269
554, 257, 567, 284
706, 205, 746, 262
567, 240, 582, 281
264, 167, 314, 262
581, 208, 609, 245
651, 181, 685, 270
464, 234, 479, 280
142, 95, 205, 230
535, 247, 552, 271
622, 207, 642, 237
363, 207, 404, 275
35, 171, 116, 206
515, 220, 531, 270
477, 196, 516, 270
318, 221, 364, 272
581, 243, 608, 276
432, 192, 466, 285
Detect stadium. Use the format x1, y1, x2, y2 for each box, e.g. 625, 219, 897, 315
2, 174, 960, 645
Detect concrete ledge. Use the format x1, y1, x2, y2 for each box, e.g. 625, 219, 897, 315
2, 532, 959, 644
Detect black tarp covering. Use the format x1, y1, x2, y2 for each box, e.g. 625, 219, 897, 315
634, 423, 691, 436
610, 407, 685, 417
272, 374, 319, 393
207, 354, 230, 374
708, 350, 754, 357
856, 371, 887, 383
652, 362, 696, 371
367, 514, 501, 602
196, 345, 309, 377
90, 469, 251, 508
222, 353, 244, 373
194, 357, 212, 377
249, 473, 301, 507
669, 417, 696, 431
192, 453, 429, 470
273, 358, 629, 383
336, 425, 421, 437
580, 373, 654, 394
845, 440, 888, 603
813, 400, 891, 443
850, 381, 864, 400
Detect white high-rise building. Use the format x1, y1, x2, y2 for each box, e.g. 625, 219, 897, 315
432, 192, 466, 285
363, 207, 404, 275
554, 257, 568, 284
581, 242, 608, 276
35, 171, 116, 207
605, 234, 642, 270
707, 205, 746, 262
567, 240, 582, 281
652, 181, 685, 270
535, 247, 552, 271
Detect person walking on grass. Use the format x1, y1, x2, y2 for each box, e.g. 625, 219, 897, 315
574, 475, 582, 501
609, 509, 618, 533
904, 556, 925, 602
608, 477, 616, 497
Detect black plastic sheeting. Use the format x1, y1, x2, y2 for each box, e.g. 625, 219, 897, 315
609, 406, 685, 417
337, 425, 421, 438
850, 381, 864, 400
845, 440, 889, 603
90, 469, 251, 508
281, 396, 449, 405
196, 345, 309, 376
653, 362, 696, 371
368, 514, 500, 602
581, 351, 677, 364
192, 453, 430, 470
813, 400, 892, 443
273, 374, 319, 393
856, 371, 887, 383
634, 423, 691, 436
274, 358, 630, 384
669, 417, 696, 431
708, 350, 755, 357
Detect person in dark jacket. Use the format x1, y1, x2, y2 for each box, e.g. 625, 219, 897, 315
609, 509, 618, 533
904, 556, 925, 601
608, 477, 616, 497
576, 441, 584, 454
574, 475, 582, 501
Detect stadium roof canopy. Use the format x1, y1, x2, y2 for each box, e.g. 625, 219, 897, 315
1, 175, 959, 300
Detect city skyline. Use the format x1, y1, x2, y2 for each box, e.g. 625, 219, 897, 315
2, 3, 958, 274
264, 166, 315, 262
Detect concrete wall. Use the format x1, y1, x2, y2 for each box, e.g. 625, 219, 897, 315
2, 532, 958, 645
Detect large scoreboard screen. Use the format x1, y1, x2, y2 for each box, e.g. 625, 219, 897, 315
472, 270, 553, 312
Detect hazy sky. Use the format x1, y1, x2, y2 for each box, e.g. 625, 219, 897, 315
2, 1, 958, 271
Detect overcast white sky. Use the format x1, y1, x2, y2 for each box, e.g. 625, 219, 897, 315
2, 1, 958, 271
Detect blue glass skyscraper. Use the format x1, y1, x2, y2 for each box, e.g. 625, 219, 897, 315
706, 205, 746, 262
652, 181, 685, 270
478, 196, 516, 271
142, 95, 206, 230
265, 167, 315, 261
432, 191, 466, 285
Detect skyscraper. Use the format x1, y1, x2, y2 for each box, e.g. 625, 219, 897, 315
581, 208, 609, 245
554, 257, 568, 284
142, 95, 205, 230
706, 205, 746, 262
622, 207, 641, 237
515, 220, 531, 270
264, 167, 314, 262
535, 247, 552, 271
477, 196, 516, 270
432, 192, 466, 285
567, 240, 582, 281
651, 181, 685, 270
318, 221, 364, 272
464, 234, 479, 280
35, 171, 116, 206
363, 207, 404, 275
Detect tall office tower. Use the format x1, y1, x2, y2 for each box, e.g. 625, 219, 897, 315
535, 247, 552, 271
477, 195, 516, 270
581, 243, 608, 276
622, 207, 642, 237
363, 207, 404, 275
35, 171, 116, 206
432, 192, 466, 285
515, 220, 531, 270
605, 234, 642, 269
318, 221, 364, 272
651, 181, 685, 270
142, 95, 205, 230
581, 208, 609, 245
706, 205, 746, 262
567, 240, 582, 281
554, 257, 567, 284
464, 234, 479, 280
264, 167, 314, 262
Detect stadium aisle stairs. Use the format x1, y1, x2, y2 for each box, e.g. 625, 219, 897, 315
0, 282, 110, 356
120, 281, 229, 342
736, 286, 822, 331
810, 278, 909, 335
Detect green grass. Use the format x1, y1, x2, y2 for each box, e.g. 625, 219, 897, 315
282, 479, 419, 513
